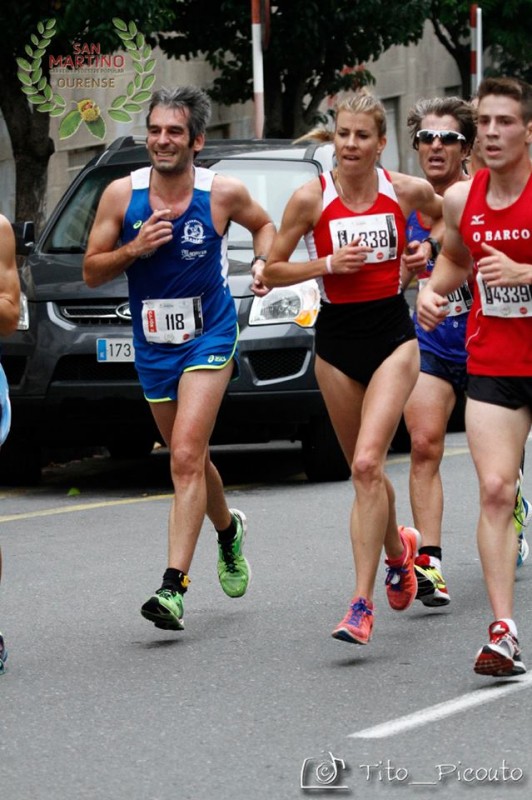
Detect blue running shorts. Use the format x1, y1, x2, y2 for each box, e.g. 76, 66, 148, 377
0, 364, 11, 446
134, 324, 239, 402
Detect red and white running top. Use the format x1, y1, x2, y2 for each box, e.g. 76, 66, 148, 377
305, 168, 406, 304
460, 168, 532, 376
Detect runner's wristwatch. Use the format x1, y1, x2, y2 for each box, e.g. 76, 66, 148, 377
424, 237, 441, 260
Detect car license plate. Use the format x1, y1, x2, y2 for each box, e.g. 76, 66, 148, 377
97, 338, 135, 362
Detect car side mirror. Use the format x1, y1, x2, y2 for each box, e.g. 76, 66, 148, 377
12, 221, 35, 255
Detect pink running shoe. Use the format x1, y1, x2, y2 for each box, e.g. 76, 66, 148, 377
385, 526, 421, 611
332, 597, 374, 645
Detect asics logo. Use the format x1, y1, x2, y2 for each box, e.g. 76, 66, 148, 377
133, 220, 143, 229
470, 214, 485, 225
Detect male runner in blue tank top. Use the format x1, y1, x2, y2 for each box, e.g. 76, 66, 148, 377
401, 97, 476, 608
84, 87, 274, 633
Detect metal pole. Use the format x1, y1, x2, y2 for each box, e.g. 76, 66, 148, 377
470, 4, 482, 96
476, 6, 483, 91
251, 0, 264, 138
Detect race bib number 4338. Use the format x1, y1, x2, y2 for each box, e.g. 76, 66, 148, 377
329, 213, 398, 263
142, 297, 203, 344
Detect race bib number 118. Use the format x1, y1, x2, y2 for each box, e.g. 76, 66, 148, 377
142, 297, 204, 344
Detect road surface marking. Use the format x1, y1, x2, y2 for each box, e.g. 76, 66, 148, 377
0, 493, 172, 523
349, 673, 532, 739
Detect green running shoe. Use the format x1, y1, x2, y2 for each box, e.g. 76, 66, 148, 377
141, 588, 184, 630
217, 509, 251, 598
514, 470, 531, 567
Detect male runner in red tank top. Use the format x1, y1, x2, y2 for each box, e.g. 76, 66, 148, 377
417, 77, 532, 678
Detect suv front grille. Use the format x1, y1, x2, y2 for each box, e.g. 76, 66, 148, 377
248, 348, 307, 381
52, 355, 139, 382
55, 301, 132, 326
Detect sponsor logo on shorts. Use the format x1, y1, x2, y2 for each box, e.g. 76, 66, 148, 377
208, 355, 227, 364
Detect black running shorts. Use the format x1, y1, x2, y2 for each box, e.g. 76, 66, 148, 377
467, 375, 532, 410
315, 294, 416, 386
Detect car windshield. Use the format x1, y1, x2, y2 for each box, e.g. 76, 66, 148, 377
210, 158, 319, 248
41, 157, 320, 255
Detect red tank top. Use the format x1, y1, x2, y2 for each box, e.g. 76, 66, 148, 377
305, 169, 405, 303
459, 168, 532, 376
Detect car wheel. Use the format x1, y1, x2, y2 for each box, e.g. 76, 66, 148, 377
302, 415, 351, 482
0, 433, 42, 485
106, 432, 155, 460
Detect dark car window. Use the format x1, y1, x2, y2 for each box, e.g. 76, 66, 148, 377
42, 165, 131, 254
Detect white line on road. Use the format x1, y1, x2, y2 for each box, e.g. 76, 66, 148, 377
349, 673, 532, 739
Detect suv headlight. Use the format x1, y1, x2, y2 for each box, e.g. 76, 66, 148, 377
249, 280, 320, 328
17, 292, 29, 331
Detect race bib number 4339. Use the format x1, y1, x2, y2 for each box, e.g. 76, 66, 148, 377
142, 297, 203, 344
477, 273, 532, 318
329, 213, 398, 263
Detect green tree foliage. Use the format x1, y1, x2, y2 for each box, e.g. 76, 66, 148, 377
484, 0, 532, 85
428, 0, 532, 97
158, 0, 429, 138
0, 0, 173, 228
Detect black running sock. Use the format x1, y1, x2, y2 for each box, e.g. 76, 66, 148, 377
216, 515, 237, 545
418, 545, 442, 562
161, 568, 189, 594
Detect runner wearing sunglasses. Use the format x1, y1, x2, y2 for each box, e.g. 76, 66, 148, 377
416, 129, 467, 146
401, 98, 476, 609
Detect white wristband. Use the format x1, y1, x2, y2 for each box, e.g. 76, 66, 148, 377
326, 254, 333, 274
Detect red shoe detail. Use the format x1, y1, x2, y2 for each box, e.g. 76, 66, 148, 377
385, 526, 421, 611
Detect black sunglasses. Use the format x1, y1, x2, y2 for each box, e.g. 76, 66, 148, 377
416, 129, 467, 146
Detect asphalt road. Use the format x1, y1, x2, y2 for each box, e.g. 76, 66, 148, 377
1, 434, 531, 800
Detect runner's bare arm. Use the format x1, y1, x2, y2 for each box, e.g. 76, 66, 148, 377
263, 180, 374, 287
0, 215, 20, 336
391, 173, 443, 222
416, 183, 474, 331
211, 175, 276, 295
83, 178, 173, 288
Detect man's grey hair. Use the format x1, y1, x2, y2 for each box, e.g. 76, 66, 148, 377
146, 86, 212, 145
407, 96, 477, 150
